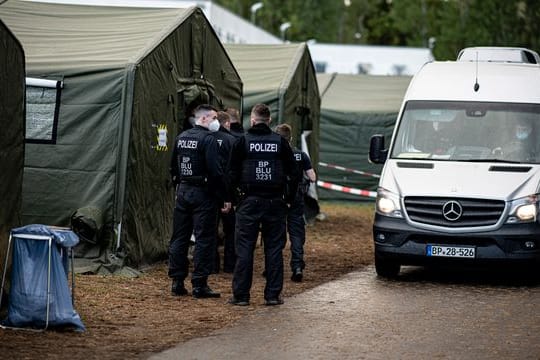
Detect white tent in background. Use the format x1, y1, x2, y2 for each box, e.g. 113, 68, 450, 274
309, 43, 434, 75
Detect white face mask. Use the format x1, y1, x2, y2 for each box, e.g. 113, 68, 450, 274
208, 119, 220, 132
516, 126, 531, 140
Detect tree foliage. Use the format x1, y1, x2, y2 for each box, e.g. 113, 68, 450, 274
214, 0, 540, 60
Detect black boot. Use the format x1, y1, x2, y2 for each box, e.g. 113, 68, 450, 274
171, 278, 188, 296
192, 286, 221, 298
291, 267, 303, 282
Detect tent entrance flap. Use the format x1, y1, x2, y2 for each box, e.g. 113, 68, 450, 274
176, 77, 222, 128
0, 18, 25, 281
296, 105, 312, 131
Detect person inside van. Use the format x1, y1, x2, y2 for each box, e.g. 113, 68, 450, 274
416, 120, 454, 155
493, 121, 535, 161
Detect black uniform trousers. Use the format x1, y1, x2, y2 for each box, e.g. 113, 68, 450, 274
220, 209, 236, 272
232, 196, 287, 301
287, 191, 306, 271
168, 184, 218, 288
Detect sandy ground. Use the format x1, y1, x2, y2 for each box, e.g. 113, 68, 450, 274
0, 202, 374, 359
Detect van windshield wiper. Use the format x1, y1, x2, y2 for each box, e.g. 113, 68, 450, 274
459, 158, 522, 163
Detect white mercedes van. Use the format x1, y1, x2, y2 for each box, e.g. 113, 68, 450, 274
369, 47, 540, 277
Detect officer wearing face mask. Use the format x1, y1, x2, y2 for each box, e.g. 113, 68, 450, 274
169, 104, 231, 299
227, 103, 299, 306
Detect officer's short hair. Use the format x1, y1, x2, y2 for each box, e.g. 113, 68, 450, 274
194, 104, 217, 118
251, 104, 271, 123
217, 111, 231, 126
225, 107, 240, 123
275, 124, 292, 142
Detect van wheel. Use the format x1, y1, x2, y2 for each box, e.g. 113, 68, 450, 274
375, 255, 400, 278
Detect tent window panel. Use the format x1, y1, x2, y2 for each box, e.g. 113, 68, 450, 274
25, 82, 61, 144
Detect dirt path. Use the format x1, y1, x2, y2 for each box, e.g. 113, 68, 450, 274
150, 265, 540, 360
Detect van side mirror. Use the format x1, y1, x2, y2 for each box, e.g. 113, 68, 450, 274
369, 134, 388, 164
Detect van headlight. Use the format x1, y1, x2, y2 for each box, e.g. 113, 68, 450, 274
506, 195, 538, 223
376, 188, 403, 218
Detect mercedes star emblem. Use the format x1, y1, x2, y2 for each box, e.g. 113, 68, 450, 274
442, 200, 463, 221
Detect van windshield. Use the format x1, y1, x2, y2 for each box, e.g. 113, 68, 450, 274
390, 101, 540, 164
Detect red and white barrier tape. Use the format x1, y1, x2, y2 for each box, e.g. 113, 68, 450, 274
318, 162, 380, 178
317, 180, 377, 198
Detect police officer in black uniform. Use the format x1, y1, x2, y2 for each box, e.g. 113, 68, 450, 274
227, 104, 299, 306
275, 124, 317, 282
212, 111, 237, 273
226, 107, 244, 138
169, 104, 231, 298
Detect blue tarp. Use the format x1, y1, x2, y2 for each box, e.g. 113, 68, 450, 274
2, 224, 85, 331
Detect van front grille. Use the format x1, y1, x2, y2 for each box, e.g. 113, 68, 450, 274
404, 197, 505, 227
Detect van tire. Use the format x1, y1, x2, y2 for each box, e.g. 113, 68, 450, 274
375, 255, 400, 278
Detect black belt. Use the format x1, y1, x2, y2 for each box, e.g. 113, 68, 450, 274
244, 192, 283, 200
180, 180, 207, 187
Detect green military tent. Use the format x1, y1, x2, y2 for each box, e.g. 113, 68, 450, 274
224, 43, 320, 166
0, 1, 242, 271
317, 73, 411, 201
0, 18, 25, 279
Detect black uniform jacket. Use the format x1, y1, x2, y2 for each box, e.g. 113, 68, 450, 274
227, 122, 299, 204
170, 125, 228, 203
213, 126, 236, 203
229, 122, 245, 139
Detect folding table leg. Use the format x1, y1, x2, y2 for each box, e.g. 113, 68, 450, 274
45, 237, 52, 330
